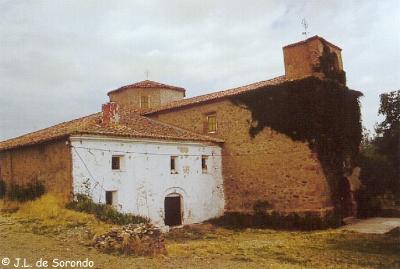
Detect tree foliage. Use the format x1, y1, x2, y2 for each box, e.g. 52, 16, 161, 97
375, 90, 400, 171
357, 90, 400, 217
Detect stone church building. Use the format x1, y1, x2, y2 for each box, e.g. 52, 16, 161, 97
0, 36, 361, 227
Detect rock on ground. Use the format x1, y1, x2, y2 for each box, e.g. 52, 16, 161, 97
93, 223, 166, 256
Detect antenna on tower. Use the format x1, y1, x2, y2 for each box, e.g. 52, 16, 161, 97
301, 18, 309, 38
145, 70, 150, 80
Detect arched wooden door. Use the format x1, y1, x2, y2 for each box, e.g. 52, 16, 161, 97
164, 194, 182, 226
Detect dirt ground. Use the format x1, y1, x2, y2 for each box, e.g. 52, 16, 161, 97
0, 214, 399, 269
341, 217, 400, 234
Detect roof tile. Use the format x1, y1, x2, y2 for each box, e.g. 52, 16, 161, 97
107, 80, 186, 95
0, 110, 223, 151
144, 75, 286, 114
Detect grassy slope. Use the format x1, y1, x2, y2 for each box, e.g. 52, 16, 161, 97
1, 197, 399, 268
0, 216, 399, 268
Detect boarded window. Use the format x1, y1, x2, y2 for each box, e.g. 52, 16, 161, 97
201, 155, 208, 173
112, 156, 122, 170
170, 156, 178, 174
207, 114, 217, 133
105, 191, 117, 206
140, 96, 150, 108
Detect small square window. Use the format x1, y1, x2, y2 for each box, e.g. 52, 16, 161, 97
140, 96, 150, 108
207, 114, 217, 133
201, 155, 208, 173
112, 155, 123, 170
105, 191, 118, 206
170, 156, 178, 174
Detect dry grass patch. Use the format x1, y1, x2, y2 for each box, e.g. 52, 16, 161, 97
165, 225, 400, 268
13, 194, 113, 235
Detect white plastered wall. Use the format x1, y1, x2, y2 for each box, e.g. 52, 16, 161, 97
70, 136, 224, 227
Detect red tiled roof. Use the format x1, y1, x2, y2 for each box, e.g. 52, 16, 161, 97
283, 35, 342, 51
1, 76, 287, 151
144, 76, 286, 115
107, 80, 186, 96
0, 110, 223, 151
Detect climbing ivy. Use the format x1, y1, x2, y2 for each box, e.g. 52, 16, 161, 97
313, 44, 346, 85
230, 76, 362, 218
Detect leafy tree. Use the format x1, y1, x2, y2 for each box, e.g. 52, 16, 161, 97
357, 90, 400, 217
375, 90, 400, 176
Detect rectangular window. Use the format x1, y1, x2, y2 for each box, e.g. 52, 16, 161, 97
112, 155, 123, 170
170, 156, 178, 174
207, 114, 217, 133
140, 96, 150, 108
105, 191, 118, 206
112, 156, 120, 170
201, 155, 208, 173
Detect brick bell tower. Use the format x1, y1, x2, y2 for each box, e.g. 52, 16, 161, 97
283, 36, 346, 85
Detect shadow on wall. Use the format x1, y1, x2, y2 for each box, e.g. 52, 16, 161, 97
230, 76, 363, 219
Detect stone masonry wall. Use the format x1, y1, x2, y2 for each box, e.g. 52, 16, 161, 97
109, 88, 161, 108
283, 38, 343, 81
0, 139, 73, 200
109, 88, 184, 109
150, 100, 333, 213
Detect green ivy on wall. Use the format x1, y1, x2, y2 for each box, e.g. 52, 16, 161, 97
313, 44, 347, 85
230, 76, 362, 218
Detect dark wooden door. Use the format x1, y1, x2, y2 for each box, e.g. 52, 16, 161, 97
164, 196, 182, 226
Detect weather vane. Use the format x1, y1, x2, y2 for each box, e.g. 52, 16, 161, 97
301, 18, 309, 38
145, 70, 150, 80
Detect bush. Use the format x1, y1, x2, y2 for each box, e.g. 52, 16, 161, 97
66, 194, 149, 225
208, 211, 340, 231
356, 143, 398, 218
0, 179, 6, 199
8, 180, 45, 201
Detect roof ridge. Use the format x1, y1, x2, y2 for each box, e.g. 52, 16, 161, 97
283, 35, 342, 51
143, 75, 286, 115
108, 79, 185, 95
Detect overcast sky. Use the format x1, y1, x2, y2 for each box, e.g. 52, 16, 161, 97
0, 0, 399, 141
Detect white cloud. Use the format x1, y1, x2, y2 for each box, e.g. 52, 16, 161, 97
0, 0, 399, 140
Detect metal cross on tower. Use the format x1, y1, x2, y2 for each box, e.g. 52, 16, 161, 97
301, 18, 309, 38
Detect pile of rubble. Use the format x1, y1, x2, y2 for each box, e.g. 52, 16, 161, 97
92, 223, 166, 256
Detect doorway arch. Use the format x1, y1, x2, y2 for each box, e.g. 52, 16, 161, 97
164, 193, 183, 226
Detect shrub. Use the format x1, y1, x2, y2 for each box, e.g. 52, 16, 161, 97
8, 180, 45, 201
66, 194, 149, 225
208, 210, 340, 231
0, 179, 6, 199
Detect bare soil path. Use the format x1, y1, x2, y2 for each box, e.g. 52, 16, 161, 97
342, 218, 400, 234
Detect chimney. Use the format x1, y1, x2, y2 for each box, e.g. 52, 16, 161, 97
282, 36, 345, 84
101, 102, 120, 126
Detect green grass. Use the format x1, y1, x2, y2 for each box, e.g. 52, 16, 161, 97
1, 207, 399, 268
11, 194, 113, 235
164, 224, 400, 268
